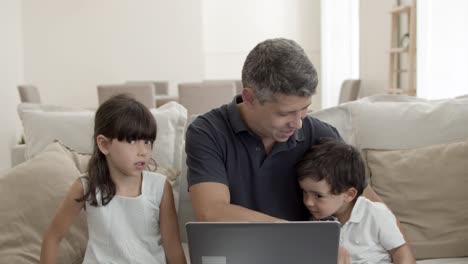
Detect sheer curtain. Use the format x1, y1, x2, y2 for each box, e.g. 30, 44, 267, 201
418, 0, 468, 99
320, 0, 359, 108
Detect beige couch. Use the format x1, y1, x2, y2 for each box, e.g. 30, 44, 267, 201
1, 95, 467, 263
309, 95, 468, 263
177, 94, 468, 264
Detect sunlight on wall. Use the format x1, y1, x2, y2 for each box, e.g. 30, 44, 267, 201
321, 0, 360, 108
418, 0, 468, 99
202, 0, 302, 79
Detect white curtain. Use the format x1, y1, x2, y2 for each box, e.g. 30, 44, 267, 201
321, 0, 359, 108
418, 0, 468, 99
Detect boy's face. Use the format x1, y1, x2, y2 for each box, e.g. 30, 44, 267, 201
299, 177, 350, 220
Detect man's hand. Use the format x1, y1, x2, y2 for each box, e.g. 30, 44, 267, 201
337, 244, 350, 264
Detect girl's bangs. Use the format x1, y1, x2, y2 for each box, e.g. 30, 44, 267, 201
114, 110, 156, 142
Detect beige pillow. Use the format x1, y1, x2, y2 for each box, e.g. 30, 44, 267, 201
364, 139, 468, 260
0, 142, 87, 264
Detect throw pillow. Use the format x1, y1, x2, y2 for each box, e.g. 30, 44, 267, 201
0, 142, 87, 264
348, 97, 468, 150
20, 101, 187, 181
364, 139, 468, 259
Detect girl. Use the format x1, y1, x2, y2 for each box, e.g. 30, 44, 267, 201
40, 94, 186, 263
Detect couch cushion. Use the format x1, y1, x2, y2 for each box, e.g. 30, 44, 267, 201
0, 142, 87, 264
19, 101, 187, 180
348, 96, 468, 149
364, 139, 468, 260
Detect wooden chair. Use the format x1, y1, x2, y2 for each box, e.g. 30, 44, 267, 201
18, 85, 41, 103
97, 83, 156, 108
178, 81, 236, 117
338, 79, 361, 104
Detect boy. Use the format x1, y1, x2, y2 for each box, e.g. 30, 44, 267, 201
296, 139, 415, 264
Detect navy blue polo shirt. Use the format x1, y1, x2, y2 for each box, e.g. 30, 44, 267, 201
185, 95, 340, 221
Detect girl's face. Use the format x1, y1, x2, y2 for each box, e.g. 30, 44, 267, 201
299, 177, 352, 220
102, 137, 153, 178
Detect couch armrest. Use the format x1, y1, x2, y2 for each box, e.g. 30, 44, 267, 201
11, 144, 26, 167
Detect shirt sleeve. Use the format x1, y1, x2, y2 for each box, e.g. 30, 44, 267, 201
374, 203, 406, 250
185, 116, 228, 188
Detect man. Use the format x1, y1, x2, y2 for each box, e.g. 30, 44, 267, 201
185, 38, 398, 263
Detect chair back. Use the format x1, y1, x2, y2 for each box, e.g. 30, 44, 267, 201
18, 85, 41, 103
338, 79, 361, 104
178, 81, 236, 117
97, 83, 156, 108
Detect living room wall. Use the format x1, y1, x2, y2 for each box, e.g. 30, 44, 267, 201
0, 0, 23, 173
21, 0, 204, 109
0, 1, 405, 172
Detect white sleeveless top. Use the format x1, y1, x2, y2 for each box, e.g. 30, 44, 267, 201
80, 171, 167, 264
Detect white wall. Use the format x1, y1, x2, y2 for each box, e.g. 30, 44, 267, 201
0, 0, 23, 173
22, 0, 204, 109
202, 0, 323, 109
359, 0, 394, 97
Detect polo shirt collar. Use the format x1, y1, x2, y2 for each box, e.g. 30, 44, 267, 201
227, 95, 249, 134
347, 196, 366, 224
227, 94, 305, 143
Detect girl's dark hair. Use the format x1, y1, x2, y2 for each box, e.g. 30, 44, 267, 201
77, 94, 157, 206
296, 138, 366, 198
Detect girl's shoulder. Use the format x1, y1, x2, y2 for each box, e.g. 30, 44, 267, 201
142, 170, 167, 184
142, 171, 168, 200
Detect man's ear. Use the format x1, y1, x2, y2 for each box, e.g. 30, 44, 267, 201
241, 87, 257, 108
96, 135, 110, 155
344, 187, 358, 202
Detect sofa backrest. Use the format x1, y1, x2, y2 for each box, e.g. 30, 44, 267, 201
310, 94, 468, 149
310, 94, 468, 259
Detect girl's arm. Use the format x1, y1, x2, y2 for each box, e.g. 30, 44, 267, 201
40, 178, 85, 264
389, 243, 416, 264
160, 180, 187, 264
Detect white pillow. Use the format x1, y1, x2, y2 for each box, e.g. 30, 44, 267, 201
309, 105, 355, 145
347, 96, 468, 149
20, 101, 187, 177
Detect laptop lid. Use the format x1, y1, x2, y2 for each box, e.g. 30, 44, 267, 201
186, 221, 340, 264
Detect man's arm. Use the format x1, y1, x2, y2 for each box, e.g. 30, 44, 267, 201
190, 182, 282, 222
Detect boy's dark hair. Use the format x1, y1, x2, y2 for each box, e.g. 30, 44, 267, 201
77, 94, 157, 206
296, 138, 366, 198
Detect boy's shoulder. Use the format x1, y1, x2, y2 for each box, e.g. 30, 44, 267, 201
351, 196, 395, 223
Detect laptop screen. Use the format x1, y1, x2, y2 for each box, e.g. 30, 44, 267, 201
186, 221, 340, 264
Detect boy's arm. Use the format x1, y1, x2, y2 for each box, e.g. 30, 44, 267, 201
389, 244, 416, 264
159, 180, 187, 264
40, 179, 84, 264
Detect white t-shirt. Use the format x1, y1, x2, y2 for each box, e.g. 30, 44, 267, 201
80, 171, 167, 264
340, 196, 405, 264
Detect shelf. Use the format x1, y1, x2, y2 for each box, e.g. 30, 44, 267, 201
390, 5, 411, 14
389, 47, 409, 53
387, 88, 405, 94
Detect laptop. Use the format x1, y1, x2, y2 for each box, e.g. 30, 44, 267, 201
186, 221, 340, 264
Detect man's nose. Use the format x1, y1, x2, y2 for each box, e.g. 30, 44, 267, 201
290, 111, 304, 129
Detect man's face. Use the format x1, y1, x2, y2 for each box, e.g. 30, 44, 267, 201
250, 93, 311, 143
